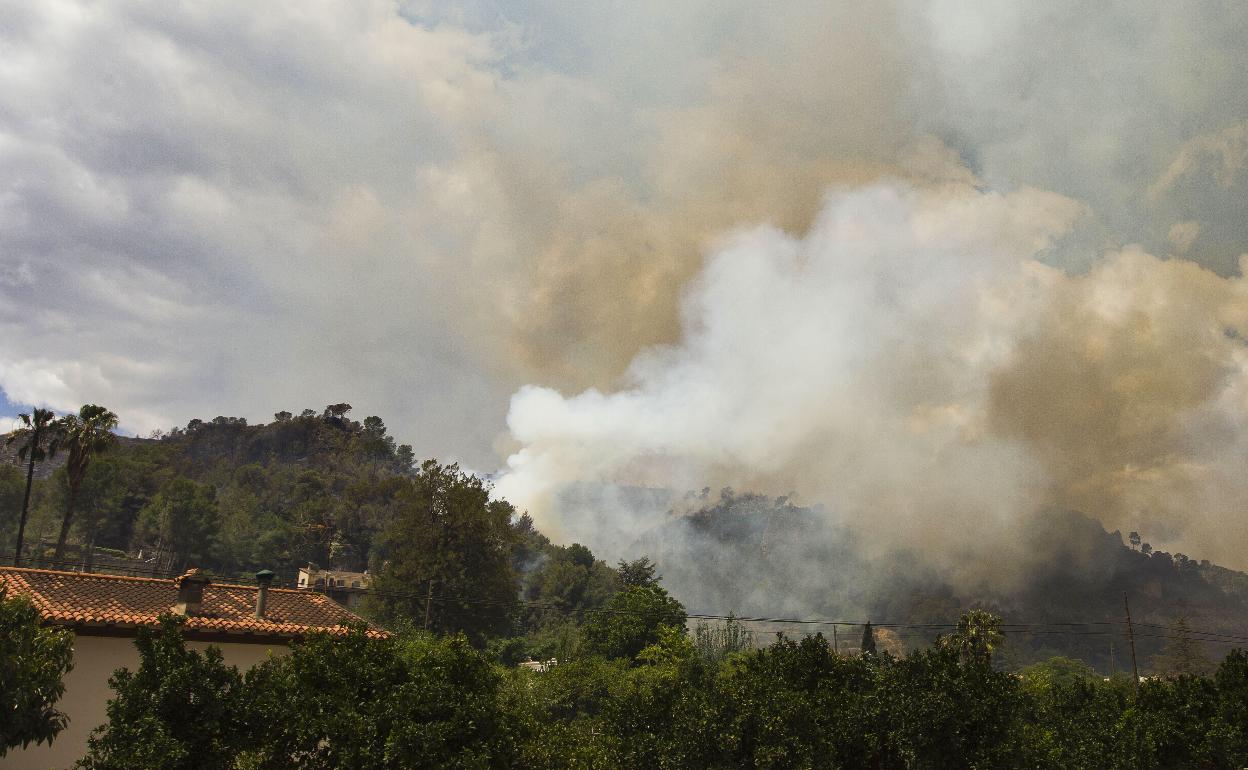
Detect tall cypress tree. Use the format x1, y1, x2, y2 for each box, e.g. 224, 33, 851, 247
861, 621, 877, 655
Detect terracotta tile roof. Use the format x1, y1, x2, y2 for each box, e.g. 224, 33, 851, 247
0, 567, 388, 640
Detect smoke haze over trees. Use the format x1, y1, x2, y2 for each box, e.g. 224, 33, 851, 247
5, 407, 1248, 674
496, 181, 1248, 590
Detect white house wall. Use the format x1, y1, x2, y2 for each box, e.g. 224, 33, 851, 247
1, 634, 287, 770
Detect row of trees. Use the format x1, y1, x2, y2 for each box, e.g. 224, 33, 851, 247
5, 405, 119, 567
7, 583, 1248, 769
1, 403, 638, 659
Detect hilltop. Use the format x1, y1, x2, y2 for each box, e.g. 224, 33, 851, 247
1, 406, 416, 575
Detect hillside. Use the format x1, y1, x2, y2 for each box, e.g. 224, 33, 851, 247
4, 405, 1247, 670
0, 405, 623, 654
632, 494, 1248, 671
0, 434, 152, 481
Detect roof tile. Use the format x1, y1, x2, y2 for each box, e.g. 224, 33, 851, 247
0, 567, 387, 640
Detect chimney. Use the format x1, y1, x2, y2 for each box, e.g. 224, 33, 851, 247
173, 569, 210, 616
254, 569, 275, 619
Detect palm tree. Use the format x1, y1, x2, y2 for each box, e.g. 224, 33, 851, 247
52, 405, 118, 562
5, 409, 61, 567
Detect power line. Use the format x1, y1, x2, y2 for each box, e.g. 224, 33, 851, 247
344, 583, 1248, 646
7, 555, 1248, 647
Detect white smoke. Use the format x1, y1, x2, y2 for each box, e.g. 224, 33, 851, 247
497, 179, 1248, 574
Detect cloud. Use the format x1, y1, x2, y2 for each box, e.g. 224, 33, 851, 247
906, 0, 1248, 271
1152, 121, 1248, 198
0, 0, 512, 451
1168, 221, 1202, 254
1, 0, 936, 458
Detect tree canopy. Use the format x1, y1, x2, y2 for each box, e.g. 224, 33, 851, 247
366, 460, 520, 643
0, 587, 74, 757
67, 608, 1248, 769
76, 616, 246, 770
581, 584, 687, 661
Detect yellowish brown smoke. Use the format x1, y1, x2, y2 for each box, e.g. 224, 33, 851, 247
498, 180, 1248, 575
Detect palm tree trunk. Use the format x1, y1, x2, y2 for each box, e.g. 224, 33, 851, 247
53, 483, 78, 563
13, 452, 36, 568
84, 519, 98, 573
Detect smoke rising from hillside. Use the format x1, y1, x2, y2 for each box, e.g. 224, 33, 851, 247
497, 180, 1248, 576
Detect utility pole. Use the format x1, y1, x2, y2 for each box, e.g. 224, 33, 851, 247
1123, 592, 1139, 695
832, 624, 838, 655
423, 579, 434, 630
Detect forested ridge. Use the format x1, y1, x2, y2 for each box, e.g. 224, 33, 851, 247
5, 403, 1248, 670
4, 405, 421, 578
0, 404, 623, 658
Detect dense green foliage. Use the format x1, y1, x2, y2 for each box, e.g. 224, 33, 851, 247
74, 609, 1248, 769
5, 406, 421, 576
366, 460, 520, 643
1, 406, 614, 644
0, 587, 74, 757
505, 516, 619, 661
77, 616, 247, 770
581, 584, 688, 661
0, 464, 24, 557
241, 627, 516, 769
77, 618, 518, 770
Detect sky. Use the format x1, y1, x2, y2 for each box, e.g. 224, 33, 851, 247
4, 1, 1248, 566
0, 389, 18, 433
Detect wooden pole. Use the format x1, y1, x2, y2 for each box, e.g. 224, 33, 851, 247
423, 579, 434, 630
1124, 592, 1139, 695
832, 624, 838, 655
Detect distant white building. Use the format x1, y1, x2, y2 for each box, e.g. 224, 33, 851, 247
296, 565, 371, 609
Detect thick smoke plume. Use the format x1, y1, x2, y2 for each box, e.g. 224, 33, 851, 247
497, 180, 1248, 580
